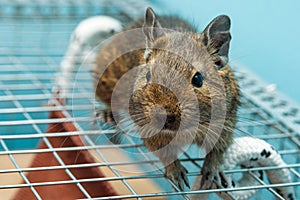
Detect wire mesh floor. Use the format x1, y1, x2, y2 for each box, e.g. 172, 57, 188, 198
0, 1, 300, 200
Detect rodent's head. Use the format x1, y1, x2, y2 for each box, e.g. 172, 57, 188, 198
129, 8, 231, 139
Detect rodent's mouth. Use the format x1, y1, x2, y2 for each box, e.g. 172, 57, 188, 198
150, 111, 180, 132
154, 123, 179, 132
139, 123, 198, 145
139, 125, 179, 138
155, 118, 209, 134
157, 129, 178, 135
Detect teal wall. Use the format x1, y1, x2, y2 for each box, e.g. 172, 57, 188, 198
155, 0, 300, 102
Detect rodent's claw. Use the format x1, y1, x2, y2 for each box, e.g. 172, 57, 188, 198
219, 171, 228, 188
95, 108, 116, 125
95, 108, 123, 144
165, 161, 190, 191
183, 168, 190, 189
200, 169, 228, 190
200, 169, 213, 189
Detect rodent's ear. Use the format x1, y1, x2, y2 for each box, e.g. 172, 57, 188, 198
142, 7, 165, 45
202, 15, 231, 70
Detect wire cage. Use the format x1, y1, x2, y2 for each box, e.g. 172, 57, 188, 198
0, 0, 300, 199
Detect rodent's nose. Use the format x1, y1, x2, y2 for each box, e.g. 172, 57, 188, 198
153, 113, 176, 123
166, 114, 176, 123
149, 104, 180, 131
152, 113, 178, 130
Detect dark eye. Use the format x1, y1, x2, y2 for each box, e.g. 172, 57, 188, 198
191, 72, 203, 88
146, 70, 151, 82
214, 60, 222, 66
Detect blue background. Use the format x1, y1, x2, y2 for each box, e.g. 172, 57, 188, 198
155, 0, 300, 103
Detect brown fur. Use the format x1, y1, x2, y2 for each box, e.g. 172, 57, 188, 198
93, 8, 240, 190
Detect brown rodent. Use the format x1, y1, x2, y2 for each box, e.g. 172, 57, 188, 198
93, 7, 240, 190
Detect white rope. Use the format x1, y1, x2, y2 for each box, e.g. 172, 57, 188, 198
191, 136, 295, 200
53, 16, 122, 99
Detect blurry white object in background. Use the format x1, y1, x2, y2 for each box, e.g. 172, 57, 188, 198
265, 84, 277, 93
53, 16, 122, 99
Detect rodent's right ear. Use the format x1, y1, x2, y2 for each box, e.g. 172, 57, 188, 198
202, 15, 231, 70
142, 7, 165, 46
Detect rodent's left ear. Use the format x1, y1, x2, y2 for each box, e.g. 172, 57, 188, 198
143, 7, 165, 45
202, 15, 231, 69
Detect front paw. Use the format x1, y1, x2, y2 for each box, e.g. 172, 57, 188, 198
200, 167, 228, 189
165, 161, 190, 190
95, 108, 123, 144
95, 108, 116, 125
